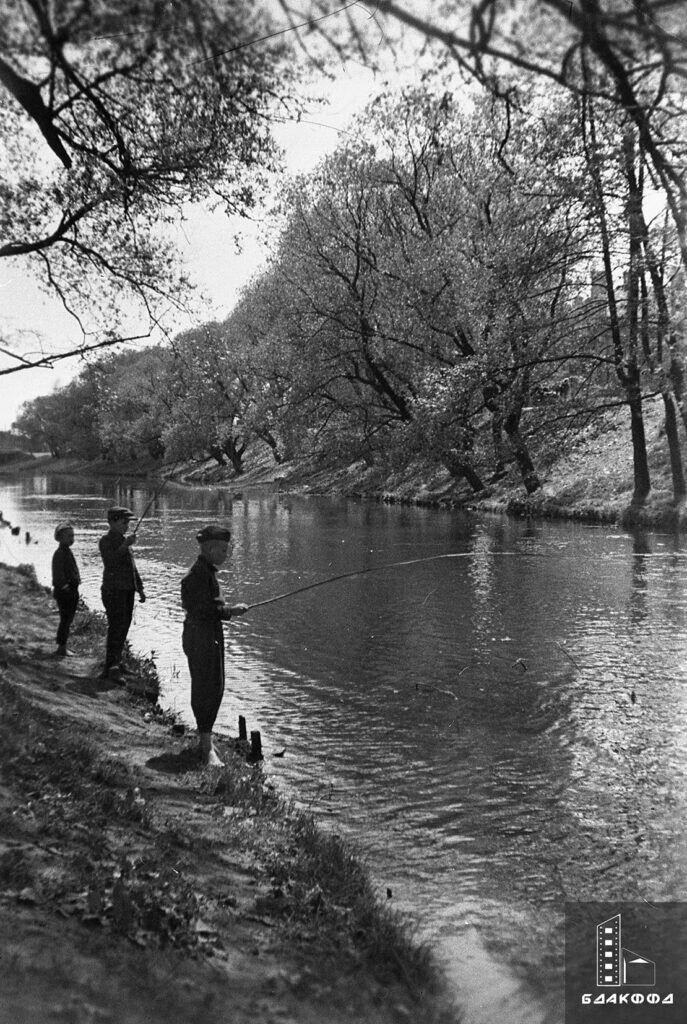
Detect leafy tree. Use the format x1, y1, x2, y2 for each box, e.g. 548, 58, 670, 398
264, 149, 416, 469
0, 0, 298, 373
160, 325, 251, 472
356, 86, 594, 492
225, 271, 310, 464
578, 81, 686, 503
13, 379, 100, 457
93, 348, 170, 462
279, 0, 687, 262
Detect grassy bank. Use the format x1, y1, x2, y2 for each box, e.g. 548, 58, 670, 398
270, 395, 686, 530
6, 394, 685, 530
0, 563, 457, 1024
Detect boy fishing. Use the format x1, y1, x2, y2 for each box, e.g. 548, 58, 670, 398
181, 525, 247, 766
51, 521, 81, 657
99, 506, 146, 682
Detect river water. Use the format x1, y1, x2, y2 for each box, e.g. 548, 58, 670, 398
1, 472, 686, 1023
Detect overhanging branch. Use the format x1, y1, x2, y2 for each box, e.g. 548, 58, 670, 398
0, 330, 154, 376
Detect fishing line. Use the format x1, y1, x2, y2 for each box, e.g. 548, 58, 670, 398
243, 546, 687, 610
244, 550, 517, 610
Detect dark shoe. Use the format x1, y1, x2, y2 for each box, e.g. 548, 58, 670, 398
108, 666, 123, 683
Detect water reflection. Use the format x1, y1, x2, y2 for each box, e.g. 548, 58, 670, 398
1, 473, 687, 1024
629, 529, 651, 623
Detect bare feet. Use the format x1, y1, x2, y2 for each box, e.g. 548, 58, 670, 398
205, 746, 224, 768
198, 732, 224, 767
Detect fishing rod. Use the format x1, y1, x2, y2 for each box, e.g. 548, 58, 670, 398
244, 550, 520, 611
131, 479, 169, 533
244, 544, 679, 611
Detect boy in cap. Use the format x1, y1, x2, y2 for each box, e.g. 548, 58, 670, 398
51, 522, 81, 657
181, 524, 247, 766
99, 506, 146, 681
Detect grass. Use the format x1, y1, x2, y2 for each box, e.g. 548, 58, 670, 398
0, 679, 226, 954
0, 680, 145, 828
197, 748, 443, 1000
181, 746, 450, 1007
283, 813, 438, 994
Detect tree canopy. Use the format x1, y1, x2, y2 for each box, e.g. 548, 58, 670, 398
0, 0, 298, 373
277, 0, 687, 263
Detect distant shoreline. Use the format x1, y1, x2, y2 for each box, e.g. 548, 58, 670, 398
3, 415, 686, 534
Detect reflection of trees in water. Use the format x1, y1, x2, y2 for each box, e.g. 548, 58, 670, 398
630, 529, 651, 623
467, 524, 505, 653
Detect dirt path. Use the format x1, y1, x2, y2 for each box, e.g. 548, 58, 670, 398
0, 564, 457, 1024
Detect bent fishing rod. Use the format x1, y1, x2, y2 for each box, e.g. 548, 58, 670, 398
242, 550, 519, 611
131, 482, 168, 533
241, 544, 687, 611
130, 464, 186, 533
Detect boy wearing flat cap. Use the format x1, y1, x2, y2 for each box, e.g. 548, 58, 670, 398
51, 521, 80, 657
99, 506, 146, 681
181, 524, 247, 766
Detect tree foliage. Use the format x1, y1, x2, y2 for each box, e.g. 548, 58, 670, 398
278, 0, 687, 263
0, 0, 298, 372
13, 74, 686, 504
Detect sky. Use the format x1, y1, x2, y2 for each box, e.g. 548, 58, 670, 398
0, 33, 392, 428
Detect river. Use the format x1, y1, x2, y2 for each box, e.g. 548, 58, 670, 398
1, 471, 686, 1024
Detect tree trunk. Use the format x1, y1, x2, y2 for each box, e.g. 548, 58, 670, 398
503, 412, 540, 493
260, 429, 283, 464
669, 354, 687, 433
223, 436, 245, 475
482, 384, 510, 480
627, 376, 651, 504
490, 410, 509, 480
208, 443, 226, 467
442, 448, 485, 492
663, 389, 686, 502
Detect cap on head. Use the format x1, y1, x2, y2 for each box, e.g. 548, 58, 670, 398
54, 521, 73, 541
196, 525, 232, 544
107, 506, 134, 522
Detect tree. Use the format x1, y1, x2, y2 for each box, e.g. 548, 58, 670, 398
278, 0, 687, 263
0, 0, 298, 373
253, 83, 601, 492
13, 381, 100, 457
358, 86, 596, 492
271, 145, 420, 463
93, 348, 170, 462
579, 80, 686, 504
161, 325, 252, 473
225, 271, 310, 464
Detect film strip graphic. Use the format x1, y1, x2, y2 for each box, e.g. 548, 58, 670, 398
597, 914, 656, 987
598, 915, 622, 986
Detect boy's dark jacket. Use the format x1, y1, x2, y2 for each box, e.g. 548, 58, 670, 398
99, 530, 143, 593
52, 545, 81, 593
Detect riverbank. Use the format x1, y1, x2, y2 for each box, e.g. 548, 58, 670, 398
167, 398, 687, 531
6, 393, 686, 530
285, 396, 686, 530
0, 563, 457, 1024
